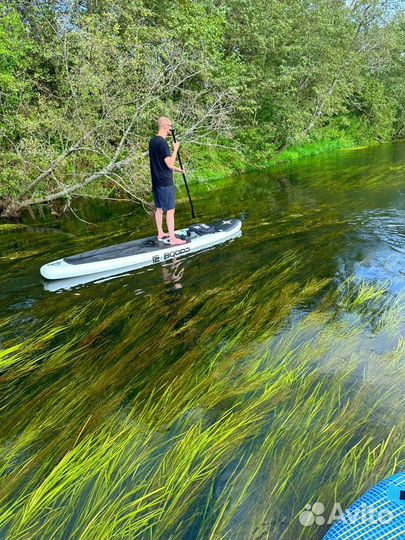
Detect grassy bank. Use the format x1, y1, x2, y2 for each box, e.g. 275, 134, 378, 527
1, 134, 375, 215
188, 130, 386, 185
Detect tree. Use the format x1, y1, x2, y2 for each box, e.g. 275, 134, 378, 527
1, 0, 404, 219
1, 0, 240, 217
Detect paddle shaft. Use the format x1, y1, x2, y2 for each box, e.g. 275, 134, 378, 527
171, 130, 196, 219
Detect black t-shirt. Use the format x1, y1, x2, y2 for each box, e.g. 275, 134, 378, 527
149, 136, 174, 187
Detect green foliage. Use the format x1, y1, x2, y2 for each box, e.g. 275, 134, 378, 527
0, 0, 404, 212
0, 7, 30, 101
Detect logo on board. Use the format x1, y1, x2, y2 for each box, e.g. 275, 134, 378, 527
152, 247, 190, 264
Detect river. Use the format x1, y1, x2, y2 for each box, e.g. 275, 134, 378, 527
0, 142, 404, 540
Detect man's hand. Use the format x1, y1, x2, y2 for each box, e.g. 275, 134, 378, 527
164, 141, 181, 169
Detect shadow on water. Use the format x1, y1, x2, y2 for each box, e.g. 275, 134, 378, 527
0, 142, 404, 540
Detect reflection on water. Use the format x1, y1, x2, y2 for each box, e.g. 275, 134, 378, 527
162, 258, 185, 290
0, 142, 404, 540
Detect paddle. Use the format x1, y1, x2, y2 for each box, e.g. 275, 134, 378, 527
170, 127, 196, 219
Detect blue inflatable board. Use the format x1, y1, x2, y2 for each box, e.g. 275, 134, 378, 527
324, 472, 405, 539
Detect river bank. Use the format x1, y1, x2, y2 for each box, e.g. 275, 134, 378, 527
0, 138, 395, 225
189, 136, 392, 185
1, 139, 403, 228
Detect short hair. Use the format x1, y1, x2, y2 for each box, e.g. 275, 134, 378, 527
158, 116, 171, 129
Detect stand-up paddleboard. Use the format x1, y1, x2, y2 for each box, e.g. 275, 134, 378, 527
323, 472, 405, 539
40, 218, 242, 281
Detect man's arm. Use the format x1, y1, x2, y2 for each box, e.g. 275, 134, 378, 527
165, 159, 185, 173
164, 141, 181, 170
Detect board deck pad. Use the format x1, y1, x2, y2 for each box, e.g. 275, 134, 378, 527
64, 235, 190, 265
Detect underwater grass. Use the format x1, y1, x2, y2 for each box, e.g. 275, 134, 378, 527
0, 224, 26, 233
0, 263, 404, 540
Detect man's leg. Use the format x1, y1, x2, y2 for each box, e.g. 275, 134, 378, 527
167, 209, 186, 246
155, 208, 169, 240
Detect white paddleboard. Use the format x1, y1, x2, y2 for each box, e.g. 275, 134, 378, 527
40, 219, 242, 281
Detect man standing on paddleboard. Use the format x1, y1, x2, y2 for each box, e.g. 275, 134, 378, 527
149, 117, 186, 246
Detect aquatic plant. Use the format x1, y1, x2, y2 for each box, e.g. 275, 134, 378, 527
0, 261, 404, 540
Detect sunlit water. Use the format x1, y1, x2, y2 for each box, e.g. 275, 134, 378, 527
0, 142, 404, 540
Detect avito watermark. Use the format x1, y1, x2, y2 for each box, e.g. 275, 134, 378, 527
299, 501, 393, 527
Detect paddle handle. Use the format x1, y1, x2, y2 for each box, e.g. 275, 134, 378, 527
172, 130, 196, 219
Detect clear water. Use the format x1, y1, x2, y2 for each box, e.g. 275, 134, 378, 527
1, 143, 404, 315
0, 142, 404, 540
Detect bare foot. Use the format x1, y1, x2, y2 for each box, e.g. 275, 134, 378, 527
170, 237, 186, 246
157, 233, 169, 240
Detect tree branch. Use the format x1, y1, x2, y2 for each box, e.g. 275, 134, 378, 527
16, 156, 133, 209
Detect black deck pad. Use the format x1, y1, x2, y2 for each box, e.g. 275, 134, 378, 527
188, 224, 216, 235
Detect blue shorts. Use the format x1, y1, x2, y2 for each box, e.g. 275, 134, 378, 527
153, 184, 176, 211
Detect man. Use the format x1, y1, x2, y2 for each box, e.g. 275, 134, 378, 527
149, 117, 186, 246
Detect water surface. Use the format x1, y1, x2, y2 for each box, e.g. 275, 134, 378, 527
0, 142, 404, 540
